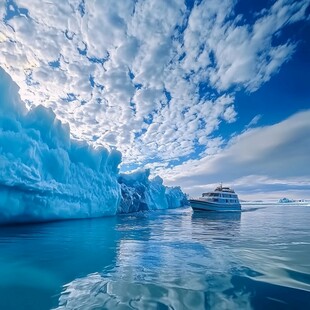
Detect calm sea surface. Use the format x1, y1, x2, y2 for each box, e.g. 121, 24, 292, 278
0, 205, 310, 309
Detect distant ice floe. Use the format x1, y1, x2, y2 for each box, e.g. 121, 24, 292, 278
0, 68, 187, 225
242, 199, 310, 206
278, 197, 297, 203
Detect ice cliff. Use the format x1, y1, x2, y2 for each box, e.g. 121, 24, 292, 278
118, 170, 187, 213
0, 68, 187, 225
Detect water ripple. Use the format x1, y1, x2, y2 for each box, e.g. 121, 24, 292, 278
1, 206, 310, 309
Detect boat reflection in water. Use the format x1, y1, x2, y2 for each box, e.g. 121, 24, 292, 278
191, 210, 241, 221
191, 209, 241, 240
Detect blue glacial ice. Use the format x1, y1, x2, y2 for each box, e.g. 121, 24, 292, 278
0, 68, 187, 225
118, 170, 187, 213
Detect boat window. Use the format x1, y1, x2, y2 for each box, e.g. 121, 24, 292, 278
213, 198, 219, 202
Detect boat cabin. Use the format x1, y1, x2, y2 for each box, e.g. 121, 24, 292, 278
201, 185, 239, 204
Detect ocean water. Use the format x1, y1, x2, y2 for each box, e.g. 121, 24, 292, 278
0, 205, 310, 310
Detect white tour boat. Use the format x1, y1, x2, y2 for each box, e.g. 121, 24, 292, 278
190, 184, 241, 212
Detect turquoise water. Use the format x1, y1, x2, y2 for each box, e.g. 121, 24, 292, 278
0, 205, 310, 309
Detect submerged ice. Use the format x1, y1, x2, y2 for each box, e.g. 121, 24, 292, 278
0, 68, 187, 224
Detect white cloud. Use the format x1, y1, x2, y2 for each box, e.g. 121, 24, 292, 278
245, 114, 262, 128
158, 110, 310, 199
203, 0, 308, 91
0, 0, 308, 171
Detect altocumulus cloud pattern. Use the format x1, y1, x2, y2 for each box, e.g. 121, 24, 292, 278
0, 0, 308, 172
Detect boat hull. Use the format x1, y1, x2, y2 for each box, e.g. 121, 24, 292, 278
189, 199, 241, 212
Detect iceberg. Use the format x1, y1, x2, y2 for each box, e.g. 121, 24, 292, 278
0, 68, 187, 225
278, 198, 295, 203
118, 170, 187, 213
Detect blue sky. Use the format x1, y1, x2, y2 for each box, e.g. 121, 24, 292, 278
0, 0, 309, 199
